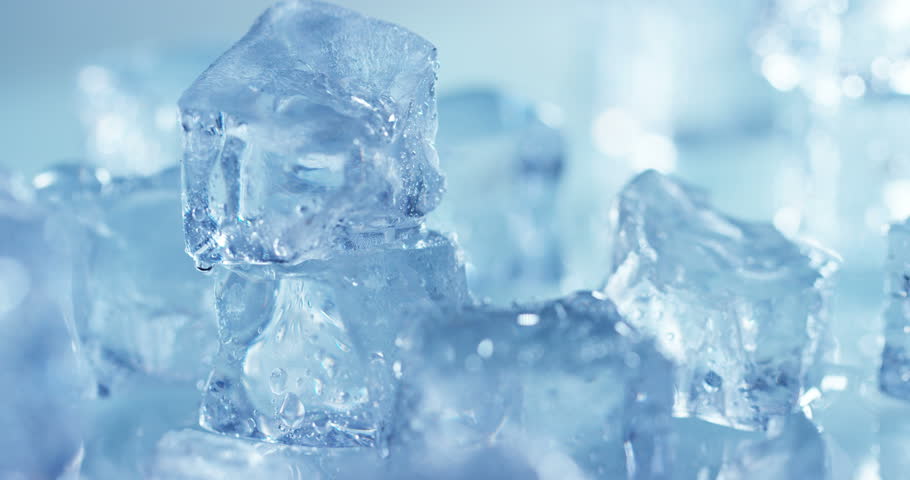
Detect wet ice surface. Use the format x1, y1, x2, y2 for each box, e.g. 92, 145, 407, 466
429, 89, 565, 304
880, 219, 910, 400
179, 0, 443, 269
200, 228, 468, 447
605, 170, 839, 431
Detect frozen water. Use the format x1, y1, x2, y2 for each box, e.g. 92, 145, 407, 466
429, 89, 565, 304
393, 291, 674, 479
880, 219, 910, 399
670, 414, 828, 479
78, 49, 216, 176
35, 165, 218, 389
200, 228, 468, 447
0, 171, 87, 478
179, 0, 442, 269
605, 170, 839, 431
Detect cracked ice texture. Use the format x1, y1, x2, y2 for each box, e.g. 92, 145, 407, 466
880, 219, 910, 400
179, 0, 442, 269
393, 292, 674, 479
605, 170, 838, 431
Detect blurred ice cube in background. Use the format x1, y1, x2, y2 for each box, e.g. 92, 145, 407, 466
6, 0, 910, 478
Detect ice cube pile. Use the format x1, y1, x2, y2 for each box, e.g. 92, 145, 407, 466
10, 0, 910, 478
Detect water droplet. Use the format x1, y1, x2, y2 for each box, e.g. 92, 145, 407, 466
278, 392, 306, 429
393, 361, 403, 379
269, 368, 288, 395
313, 377, 324, 396
704, 371, 723, 392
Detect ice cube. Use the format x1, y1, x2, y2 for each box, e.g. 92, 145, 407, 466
179, 0, 442, 269
880, 219, 910, 400
393, 291, 674, 479
605, 170, 838, 431
429, 89, 565, 304
0, 171, 87, 478
35, 165, 218, 389
671, 414, 829, 479
200, 228, 468, 447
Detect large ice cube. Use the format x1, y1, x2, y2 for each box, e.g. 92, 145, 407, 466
605, 170, 838, 431
429, 89, 565, 304
200, 228, 468, 447
393, 291, 674, 479
34, 165, 218, 389
0, 171, 87, 478
880, 219, 910, 399
179, 0, 442, 269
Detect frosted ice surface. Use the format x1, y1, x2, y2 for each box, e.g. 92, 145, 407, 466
429, 89, 565, 304
605, 170, 838, 431
179, 0, 442, 268
200, 228, 468, 447
394, 291, 674, 479
35, 165, 218, 388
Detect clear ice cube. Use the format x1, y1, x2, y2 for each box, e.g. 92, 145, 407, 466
605, 170, 838, 431
429, 89, 565, 304
200, 228, 468, 447
880, 219, 910, 399
179, 0, 443, 269
393, 291, 674, 479
35, 165, 218, 388
0, 171, 87, 478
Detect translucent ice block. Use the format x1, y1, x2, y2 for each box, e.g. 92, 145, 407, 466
671, 414, 829, 479
200, 228, 468, 447
35, 165, 218, 389
179, 0, 442, 269
0, 171, 87, 478
605, 170, 838, 431
429, 89, 565, 304
880, 219, 910, 400
393, 292, 674, 479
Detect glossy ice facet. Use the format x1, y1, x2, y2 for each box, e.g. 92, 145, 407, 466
200, 229, 468, 447
179, 0, 442, 268
430, 89, 565, 304
394, 292, 674, 479
36, 165, 218, 389
605, 170, 838, 431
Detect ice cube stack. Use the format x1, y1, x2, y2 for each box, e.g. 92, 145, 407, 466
0, 1, 868, 478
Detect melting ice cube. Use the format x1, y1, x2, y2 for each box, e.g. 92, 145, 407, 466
605, 170, 838, 431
